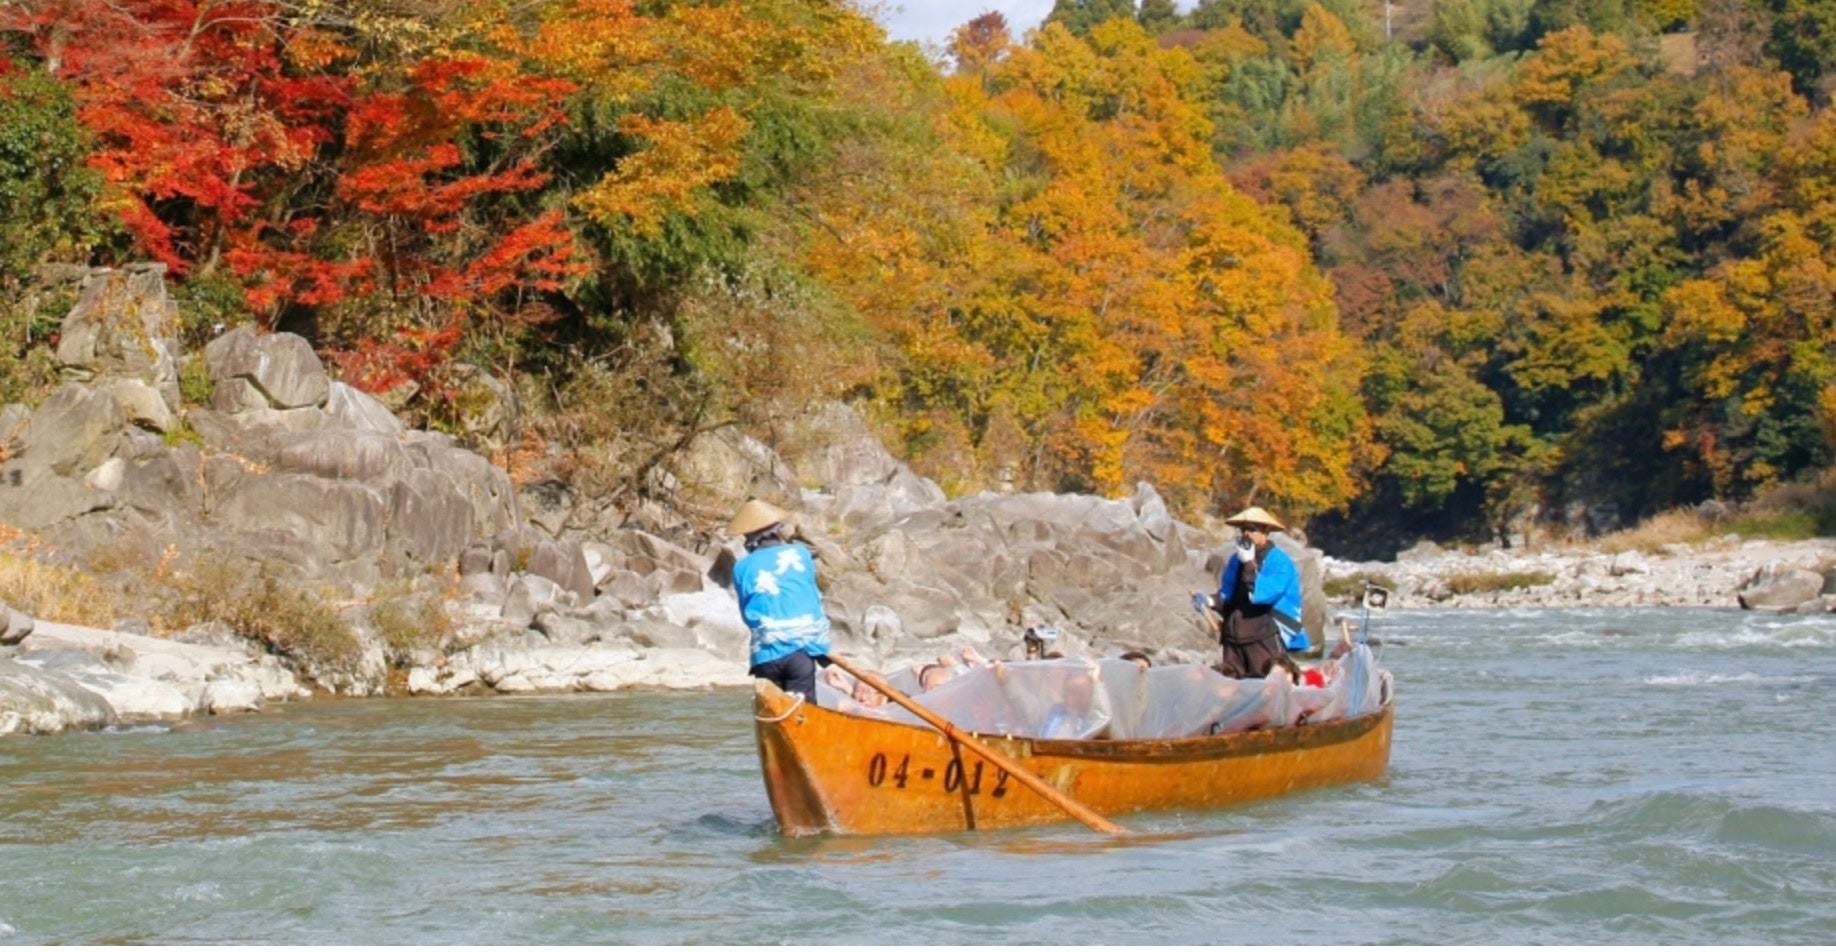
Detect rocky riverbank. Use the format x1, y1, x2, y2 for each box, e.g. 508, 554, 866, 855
6, 528, 1831, 736
3, 266, 1834, 735
1327, 537, 1836, 612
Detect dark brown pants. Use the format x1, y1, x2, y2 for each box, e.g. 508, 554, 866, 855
1218, 611, 1295, 680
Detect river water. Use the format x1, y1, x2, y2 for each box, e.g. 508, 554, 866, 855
2, 608, 1833, 944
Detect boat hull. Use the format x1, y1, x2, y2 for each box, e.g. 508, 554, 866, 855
753, 679, 1393, 836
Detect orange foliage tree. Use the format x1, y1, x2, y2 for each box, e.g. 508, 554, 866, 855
796, 16, 1369, 517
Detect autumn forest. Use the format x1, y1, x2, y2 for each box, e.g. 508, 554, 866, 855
3, 0, 1834, 553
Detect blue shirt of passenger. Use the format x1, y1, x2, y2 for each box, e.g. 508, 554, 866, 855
1217, 544, 1310, 651
732, 541, 832, 667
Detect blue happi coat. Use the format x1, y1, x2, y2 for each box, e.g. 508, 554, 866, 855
1217, 544, 1311, 652
732, 541, 833, 667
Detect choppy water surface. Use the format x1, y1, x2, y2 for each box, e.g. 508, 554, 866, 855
3, 608, 1834, 944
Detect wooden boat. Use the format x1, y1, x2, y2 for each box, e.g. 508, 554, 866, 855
752, 676, 1394, 836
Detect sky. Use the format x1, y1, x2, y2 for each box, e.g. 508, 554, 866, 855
872, 1, 1054, 50
871, 1, 1199, 51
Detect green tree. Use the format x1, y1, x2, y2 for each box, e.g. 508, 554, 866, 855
1759, 0, 1836, 95
1430, 0, 1493, 63
862, 18, 1371, 514
1138, 0, 1183, 33
0, 66, 112, 284
1428, 0, 1537, 61
1659, 109, 1836, 495
1045, 0, 1139, 38
1633, 0, 1696, 30
1189, 0, 1292, 43
0, 63, 117, 406
1527, 0, 1635, 41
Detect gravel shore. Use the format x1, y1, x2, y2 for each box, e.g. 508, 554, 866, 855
1323, 536, 1836, 611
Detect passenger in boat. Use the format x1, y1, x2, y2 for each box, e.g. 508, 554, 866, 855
1118, 650, 1152, 671
926, 646, 989, 686
1039, 670, 1106, 739
917, 662, 956, 692
1329, 615, 1358, 660
822, 667, 890, 710
1201, 506, 1303, 681
728, 499, 833, 699
991, 660, 1111, 739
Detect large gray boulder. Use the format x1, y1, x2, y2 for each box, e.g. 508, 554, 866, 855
0, 603, 33, 646
0, 659, 117, 734
526, 538, 595, 601
777, 402, 903, 491
18, 382, 133, 479
401, 433, 521, 538
323, 381, 404, 435
273, 429, 413, 482
217, 474, 389, 570
17, 621, 309, 722
53, 265, 182, 412
1737, 563, 1827, 612
666, 426, 799, 515
386, 468, 478, 567
205, 325, 330, 412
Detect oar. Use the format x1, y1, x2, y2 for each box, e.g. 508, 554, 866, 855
825, 654, 1126, 836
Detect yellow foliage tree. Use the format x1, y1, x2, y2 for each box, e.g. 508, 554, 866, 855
509, 0, 878, 235
794, 18, 1368, 517
1662, 109, 1836, 492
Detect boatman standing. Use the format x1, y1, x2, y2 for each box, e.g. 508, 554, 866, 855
728, 498, 833, 698
1200, 506, 1304, 680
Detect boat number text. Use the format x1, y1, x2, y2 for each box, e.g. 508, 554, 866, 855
866, 753, 1010, 797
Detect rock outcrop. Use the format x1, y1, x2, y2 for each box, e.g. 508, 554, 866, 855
0, 269, 523, 585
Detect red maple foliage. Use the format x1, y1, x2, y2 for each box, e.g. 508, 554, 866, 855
4, 0, 588, 404
1, 0, 348, 270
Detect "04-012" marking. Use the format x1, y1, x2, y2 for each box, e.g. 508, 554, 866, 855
867, 752, 1009, 797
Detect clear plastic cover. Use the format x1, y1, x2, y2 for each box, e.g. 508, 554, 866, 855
814, 645, 1388, 741
873, 658, 1113, 739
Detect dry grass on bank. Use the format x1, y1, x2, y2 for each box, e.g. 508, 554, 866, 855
1443, 569, 1558, 595
154, 554, 363, 673
1600, 476, 1836, 554
0, 550, 127, 628
1324, 572, 1399, 600
1735, 478, 1836, 538
369, 585, 456, 660
1598, 508, 1718, 554
2, 522, 459, 688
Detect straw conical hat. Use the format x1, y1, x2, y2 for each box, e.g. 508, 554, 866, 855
1224, 506, 1286, 531
728, 499, 791, 536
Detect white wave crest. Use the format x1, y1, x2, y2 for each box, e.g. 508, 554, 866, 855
173, 881, 224, 902
1669, 624, 1836, 649
1642, 671, 1821, 686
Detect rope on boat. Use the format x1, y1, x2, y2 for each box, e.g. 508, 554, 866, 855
753, 692, 806, 723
